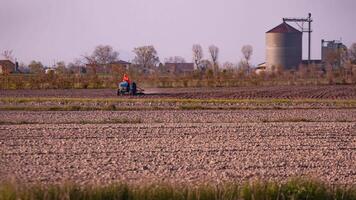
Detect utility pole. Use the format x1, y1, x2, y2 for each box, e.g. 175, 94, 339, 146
308, 13, 311, 64
283, 13, 313, 64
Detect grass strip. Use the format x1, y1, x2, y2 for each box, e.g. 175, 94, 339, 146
0, 118, 144, 125
0, 106, 168, 111
1, 98, 356, 111
1, 179, 355, 200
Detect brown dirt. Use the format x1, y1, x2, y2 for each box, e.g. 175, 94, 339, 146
1, 110, 355, 185
1, 85, 356, 99
1, 110, 356, 124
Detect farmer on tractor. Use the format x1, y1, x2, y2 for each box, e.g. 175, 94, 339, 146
123, 74, 130, 84
117, 73, 141, 96
121, 74, 131, 92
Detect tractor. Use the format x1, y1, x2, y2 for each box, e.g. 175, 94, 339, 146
117, 81, 143, 96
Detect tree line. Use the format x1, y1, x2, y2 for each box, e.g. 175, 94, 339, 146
1, 43, 256, 75
1, 43, 356, 89
3, 43, 356, 75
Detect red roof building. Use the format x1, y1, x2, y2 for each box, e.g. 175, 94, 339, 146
0, 60, 16, 74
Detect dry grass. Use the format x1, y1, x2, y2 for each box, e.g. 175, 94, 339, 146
1, 179, 355, 200
1, 97, 356, 111
0, 118, 143, 125
1, 65, 356, 90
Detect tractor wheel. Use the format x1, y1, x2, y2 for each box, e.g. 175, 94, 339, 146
131, 82, 137, 96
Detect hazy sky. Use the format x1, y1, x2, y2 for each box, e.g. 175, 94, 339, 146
0, 0, 355, 66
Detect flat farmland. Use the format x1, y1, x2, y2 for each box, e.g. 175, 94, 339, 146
1, 110, 355, 185
1, 85, 356, 99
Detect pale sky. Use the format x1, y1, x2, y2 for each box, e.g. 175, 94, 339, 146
0, 0, 355, 66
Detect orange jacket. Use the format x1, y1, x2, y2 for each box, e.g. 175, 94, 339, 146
123, 74, 130, 84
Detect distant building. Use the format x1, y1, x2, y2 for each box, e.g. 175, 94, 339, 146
0, 60, 17, 74
45, 68, 56, 74
262, 16, 348, 73
68, 66, 86, 74
163, 63, 195, 75
255, 63, 267, 74
266, 22, 303, 71
86, 60, 131, 74
321, 40, 347, 68
111, 60, 131, 69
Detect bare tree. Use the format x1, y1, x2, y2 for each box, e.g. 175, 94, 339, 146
55, 61, 67, 74
68, 58, 87, 74
1, 50, 14, 61
192, 44, 203, 70
89, 45, 119, 74
18, 62, 29, 73
223, 62, 236, 71
164, 56, 186, 63
200, 59, 212, 71
208, 45, 219, 73
91, 45, 119, 64
29, 60, 44, 74
241, 45, 253, 66
82, 54, 98, 75
349, 43, 356, 64
80, 45, 119, 74
238, 60, 250, 75
133, 45, 160, 71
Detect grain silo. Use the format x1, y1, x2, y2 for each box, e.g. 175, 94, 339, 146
266, 22, 302, 71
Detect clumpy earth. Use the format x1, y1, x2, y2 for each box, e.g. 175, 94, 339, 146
1, 110, 355, 185
1, 85, 356, 99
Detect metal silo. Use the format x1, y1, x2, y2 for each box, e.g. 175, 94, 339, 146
266, 22, 302, 71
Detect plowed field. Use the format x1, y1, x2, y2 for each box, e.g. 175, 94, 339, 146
1, 85, 356, 99
1, 110, 355, 185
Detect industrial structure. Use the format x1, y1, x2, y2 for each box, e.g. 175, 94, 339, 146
261, 13, 313, 71
265, 22, 303, 70
321, 40, 347, 68
283, 13, 313, 65
257, 13, 348, 74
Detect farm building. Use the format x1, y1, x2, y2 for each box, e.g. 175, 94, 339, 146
255, 63, 267, 75
86, 60, 131, 74
45, 68, 56, 74
163, 63, 194, 75
321, 40, 347, 68
0, 60, 17, 74
259, 14, 347, 73
266, 22, 303, 71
